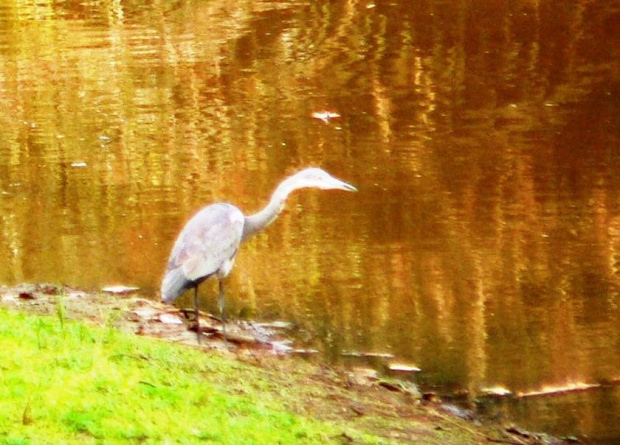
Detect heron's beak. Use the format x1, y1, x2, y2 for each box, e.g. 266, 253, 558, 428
331, 177, 357, 192
341, 182, 357, 192
324, 172, 358, 192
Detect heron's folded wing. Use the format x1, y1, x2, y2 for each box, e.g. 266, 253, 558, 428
168, 204, 244, 282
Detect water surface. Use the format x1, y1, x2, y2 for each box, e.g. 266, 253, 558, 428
1, 0, 618, 441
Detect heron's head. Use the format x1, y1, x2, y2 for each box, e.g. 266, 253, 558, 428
288, 167, 358, 192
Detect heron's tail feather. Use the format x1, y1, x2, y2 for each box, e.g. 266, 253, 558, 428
161, 267, 191, 304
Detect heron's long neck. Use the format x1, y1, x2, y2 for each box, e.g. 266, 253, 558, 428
242, 178, 297, 240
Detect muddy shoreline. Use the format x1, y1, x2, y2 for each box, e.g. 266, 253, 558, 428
0, 283, 573, 444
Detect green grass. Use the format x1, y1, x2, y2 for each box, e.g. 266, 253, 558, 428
0, 308, 371, 444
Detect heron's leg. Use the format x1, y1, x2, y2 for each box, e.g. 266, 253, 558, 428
218, 279, 228, 343
194, 285, 201, 344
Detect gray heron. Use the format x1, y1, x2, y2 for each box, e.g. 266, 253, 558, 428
160, 167, 357, 344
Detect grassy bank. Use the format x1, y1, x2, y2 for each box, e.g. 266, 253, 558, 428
0, 303, 509, 444
0, 308, 345, 443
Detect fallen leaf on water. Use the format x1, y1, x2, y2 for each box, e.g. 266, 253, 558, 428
480, 386, 512, 397
102, 285, 140, 294
388, 363, 422, 373
342, 351, 395, 359
516, 382, 601, 398
311, 110, 341, 123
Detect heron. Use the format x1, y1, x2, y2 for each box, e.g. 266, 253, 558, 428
160, 167, 357, 344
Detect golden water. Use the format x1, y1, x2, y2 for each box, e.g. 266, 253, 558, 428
1, 0, 618, 440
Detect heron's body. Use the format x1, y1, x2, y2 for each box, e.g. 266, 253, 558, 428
160, 168, 357, 343
162, 203, 244, 303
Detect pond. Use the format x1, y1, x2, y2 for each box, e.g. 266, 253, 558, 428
1, 0, 618, 441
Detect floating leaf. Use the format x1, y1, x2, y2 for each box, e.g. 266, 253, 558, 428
517, 382, 601, 398
102, 285, 140, 294
342, 351, 395, 359
481, 386, 512, 397
388, 363, 422, 373
311, 110, 341, 124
